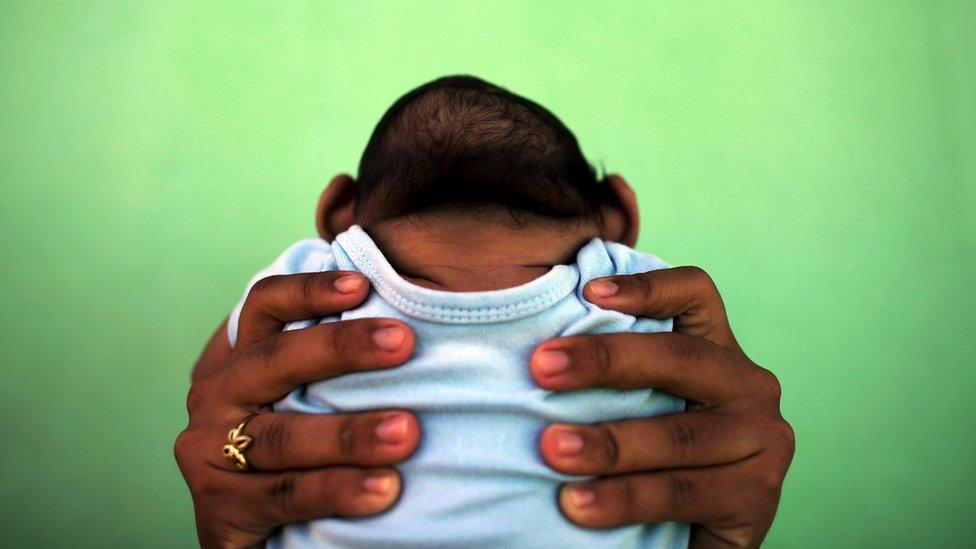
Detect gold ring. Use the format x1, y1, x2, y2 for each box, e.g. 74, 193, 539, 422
222, 415, 256, 471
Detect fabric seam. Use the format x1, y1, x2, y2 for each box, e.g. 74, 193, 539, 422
338, 231, 577, 323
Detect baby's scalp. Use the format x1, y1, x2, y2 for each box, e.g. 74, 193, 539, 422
352, 75, 619, 226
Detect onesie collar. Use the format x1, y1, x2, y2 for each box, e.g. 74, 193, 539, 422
335, 225, 580, 324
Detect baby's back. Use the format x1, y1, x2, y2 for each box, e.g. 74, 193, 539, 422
229, 226, 688, 548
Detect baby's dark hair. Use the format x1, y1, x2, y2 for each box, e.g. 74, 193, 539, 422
355, 75, 613, 222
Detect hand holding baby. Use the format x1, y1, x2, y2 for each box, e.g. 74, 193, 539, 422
535, 266, 795, 548
175, 271, 419, 548
176, 266, 793, 549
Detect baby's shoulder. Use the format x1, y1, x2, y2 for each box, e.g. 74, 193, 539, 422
227, 238, 338, 347
560, 239, 674, 338
257, 238, 337, 277
576, 239, 670, 282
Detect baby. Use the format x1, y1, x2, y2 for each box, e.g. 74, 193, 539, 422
229, 76, 687, 548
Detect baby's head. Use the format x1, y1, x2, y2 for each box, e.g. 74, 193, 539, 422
316, 75, 639, 247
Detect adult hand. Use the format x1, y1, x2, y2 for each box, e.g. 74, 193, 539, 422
174, 271, 421, 548
532, 267, 794, 548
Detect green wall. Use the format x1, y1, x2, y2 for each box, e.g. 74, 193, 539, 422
2, 1, 973, 547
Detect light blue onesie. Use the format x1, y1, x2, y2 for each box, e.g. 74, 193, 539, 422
228, 225, 689, 549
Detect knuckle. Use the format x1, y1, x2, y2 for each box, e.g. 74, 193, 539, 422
739, 462, 784, 511
260, 415, 290, 461
269, 472, 299, 519
776, 418, 796, 458
173, 429, 195, 467
173, 428, 226, 496
596, 423, 622, 469
746, 470, 784, 516
667, 471, 696, 509
300, 273, 328, 302
754, 367, 782, 402
324, 322, 354, 366
185, 381, 213, 415
759, 465, 784, 496
183, 459, 221, 498
616, 479, 637, 524
664, 417, 697, 455
683, 265, 716, 291
254, 335, 283, 373
666, 333, 702, 365
337, 415, 357, 459
588, 337, 615, 384
249, 275, 280, 301
633, 271, 654, 298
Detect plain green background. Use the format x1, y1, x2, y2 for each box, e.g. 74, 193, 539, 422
2, 1, 973, 547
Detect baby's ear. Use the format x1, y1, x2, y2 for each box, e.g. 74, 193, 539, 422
315, 174, 358, 241
598, 174, 640, 247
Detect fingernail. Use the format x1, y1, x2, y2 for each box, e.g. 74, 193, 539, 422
589, 279, 619, 298
554, 429, 584, 455
372, 326, 407, 351
334, 274, 365, 294
363, 471, 395, 495
567, 485, 596, 508
376, 413, 409, 443
536, 349, 569, 376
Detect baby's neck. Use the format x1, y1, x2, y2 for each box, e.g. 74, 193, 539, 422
363, 214, 600, 291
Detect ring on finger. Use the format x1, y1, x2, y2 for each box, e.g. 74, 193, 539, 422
222, 414, 257, 471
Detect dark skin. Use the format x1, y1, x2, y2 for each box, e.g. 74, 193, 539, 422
536, 266, 794, 547
175, 174, 794, 548
175, 272, 421, 548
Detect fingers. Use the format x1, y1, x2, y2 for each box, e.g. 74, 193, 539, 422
260, 467, 402, 522
557, 460, 770, 529
583, 267, 737, 348
218, 318, 414, 406
539, 408, 760, 475
236, 411, 420, 471
237, 467, 402, 525
236, 271, 371, 351
558, 468, 720, 528
531, 332, 755, 404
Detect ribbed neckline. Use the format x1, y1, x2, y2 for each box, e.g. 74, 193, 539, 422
335, 225, 580, 324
